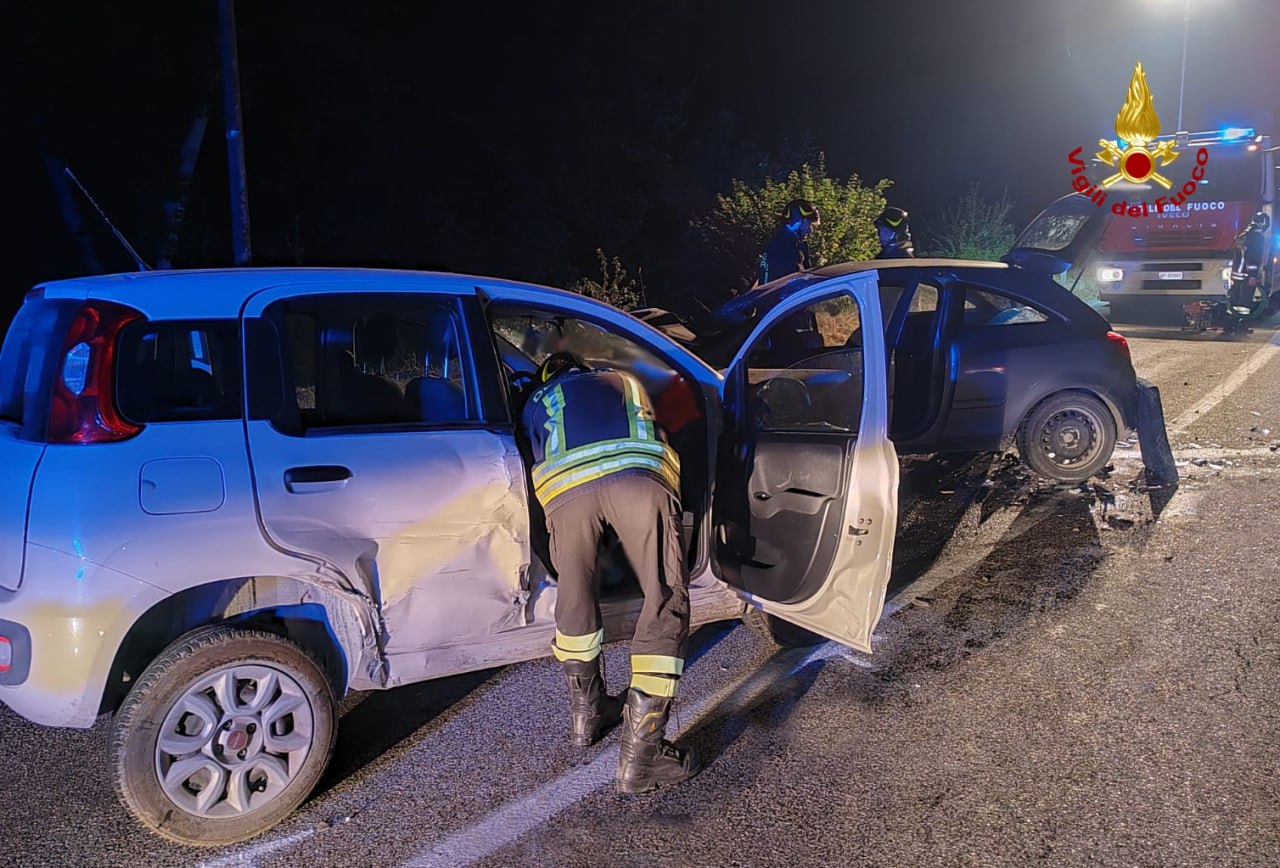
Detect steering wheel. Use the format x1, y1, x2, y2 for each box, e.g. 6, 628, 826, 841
754, 376, 814, 427
509, 370, 536, 393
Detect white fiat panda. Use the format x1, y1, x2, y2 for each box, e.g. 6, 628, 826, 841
0, 267, 897, 845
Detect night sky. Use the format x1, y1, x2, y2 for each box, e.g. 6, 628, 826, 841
4, 0, 1278, 320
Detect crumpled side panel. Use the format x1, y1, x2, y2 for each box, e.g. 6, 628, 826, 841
378, 436, 532, 653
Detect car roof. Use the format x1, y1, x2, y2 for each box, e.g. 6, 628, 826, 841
812, 258, 1009, 277
710, 257, 1097, 328
34, 267, 571, 319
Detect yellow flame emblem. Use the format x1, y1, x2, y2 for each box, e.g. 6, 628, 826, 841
1096, 62, 1179, 189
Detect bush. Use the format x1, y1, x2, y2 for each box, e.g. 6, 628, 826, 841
569, 249, 648, 310
922, 183, 1016, 261
694, 156, 893, 290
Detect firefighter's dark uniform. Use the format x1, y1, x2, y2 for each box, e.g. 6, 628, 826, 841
523, 368, 689, 699
875, 241, 915, 260
1229, 224, 1267, 309
757, 225, 812, 286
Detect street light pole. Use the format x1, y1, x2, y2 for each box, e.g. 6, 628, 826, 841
218, 0, 252, 266
1176, 0, 1190, 132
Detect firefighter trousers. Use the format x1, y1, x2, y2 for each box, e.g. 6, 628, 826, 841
546, 474, 690, 698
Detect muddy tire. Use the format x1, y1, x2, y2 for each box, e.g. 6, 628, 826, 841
1016, 391, 1117, 483
743, 608, 824, 648
110, 625, 337, 847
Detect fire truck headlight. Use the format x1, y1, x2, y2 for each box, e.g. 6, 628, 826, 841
1097, 267, 1124, 282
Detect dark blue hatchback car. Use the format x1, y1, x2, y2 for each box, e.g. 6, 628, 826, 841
636, 197, 1148, 482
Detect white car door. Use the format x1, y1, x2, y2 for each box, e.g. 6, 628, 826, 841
711, 270, 899, 652
240, 282, 532, 669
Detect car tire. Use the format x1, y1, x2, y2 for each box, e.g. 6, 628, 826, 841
109, 624, 338, 847
742, 608, 825, 648
1016, 391, 1117, 482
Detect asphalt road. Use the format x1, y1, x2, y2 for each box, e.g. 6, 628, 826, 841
2, 317, 1279, 867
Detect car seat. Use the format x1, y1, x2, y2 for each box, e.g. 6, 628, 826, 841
339, 313, 404, 423
402, 308, 468, 423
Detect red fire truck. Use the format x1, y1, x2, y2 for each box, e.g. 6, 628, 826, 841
1066, 129, 1275, 322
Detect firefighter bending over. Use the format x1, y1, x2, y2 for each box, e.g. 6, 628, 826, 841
522, 351, 701, 793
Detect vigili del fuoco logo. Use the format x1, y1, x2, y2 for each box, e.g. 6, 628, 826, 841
1066, 61, 1210, 217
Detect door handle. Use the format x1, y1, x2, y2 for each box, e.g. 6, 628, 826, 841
284, 465, 353, 492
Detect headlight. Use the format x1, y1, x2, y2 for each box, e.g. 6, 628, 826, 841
1097, 267, 1124, 282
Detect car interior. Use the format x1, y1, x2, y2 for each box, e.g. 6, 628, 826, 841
257, 296, 474, 434
488, 308, 710, 604
879, 281, 946, 441
116, 320, 241, 423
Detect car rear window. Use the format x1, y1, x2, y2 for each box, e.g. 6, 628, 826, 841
116, 320, 242, 423
0, 298, 79, 440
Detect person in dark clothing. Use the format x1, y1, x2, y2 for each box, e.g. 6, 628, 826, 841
874, 206, 915, 259
1224, 211, 1271, 332
522, 351, 700, 793
756, 199, 821, 286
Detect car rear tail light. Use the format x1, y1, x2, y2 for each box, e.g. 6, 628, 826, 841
47, 301, 143, 444
0, 636, 11, 673
1105, 330, 1131, 364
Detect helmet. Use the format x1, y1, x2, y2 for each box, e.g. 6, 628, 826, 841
1250, 211, 1271, 231
875, 206, 912, 248
784, 199, 821, 226
874, 206, 910, 233
538, 351, 589, 384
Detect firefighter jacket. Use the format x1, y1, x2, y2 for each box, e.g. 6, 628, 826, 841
1230, 226, 1266, 281
522, 369, 680, 512
757, 225, 812, 286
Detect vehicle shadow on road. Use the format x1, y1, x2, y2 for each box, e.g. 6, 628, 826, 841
874, 480, 1106, 680
888, 452, 1028, 596
680, 645, 829, 770
316, 668, 498, 795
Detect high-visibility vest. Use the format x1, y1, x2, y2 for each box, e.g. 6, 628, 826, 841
522, 369, 680, 511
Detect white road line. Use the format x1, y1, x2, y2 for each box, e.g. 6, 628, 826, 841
1167, 330, 1280, 435
399, 644, 833, 868
198, 828, 318, 868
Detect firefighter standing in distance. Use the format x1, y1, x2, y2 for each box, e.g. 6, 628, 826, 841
874, 206, 915, 259
756, 198, 821, 286
522, 351, 700, 793
1226, 211, 1271, 328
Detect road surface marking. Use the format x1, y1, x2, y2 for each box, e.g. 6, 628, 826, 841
399, 644, 833, 867
1167, 331, 1280, 435
197, 828, 318, 868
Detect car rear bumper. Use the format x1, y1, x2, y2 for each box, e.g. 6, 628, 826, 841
0, 544, 166, 728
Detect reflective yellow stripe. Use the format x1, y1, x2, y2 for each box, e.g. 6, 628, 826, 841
631, 654, 684, 676
630, 673, 678, 698
535, 455, 680, 507
531, 438, 677, 485
552, 645, 598, 663
554, 629, 603, 653
539, 385, 568, 457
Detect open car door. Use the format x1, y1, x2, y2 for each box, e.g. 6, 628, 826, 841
711, 271, 899, 652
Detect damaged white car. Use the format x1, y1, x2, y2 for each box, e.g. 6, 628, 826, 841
0, 267, 898, 844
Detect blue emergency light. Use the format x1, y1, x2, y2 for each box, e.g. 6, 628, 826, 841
1221, 127, 1255, 140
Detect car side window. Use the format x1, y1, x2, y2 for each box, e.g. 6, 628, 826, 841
746, 293, 863, 433
909, 284, 939, 313
116, 320, 241, 423
962, 288, 1048, 328
266, 294, 473, 434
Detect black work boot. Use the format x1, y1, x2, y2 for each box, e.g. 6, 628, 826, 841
616, 688, 702, 793
563, 658, 624, 747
